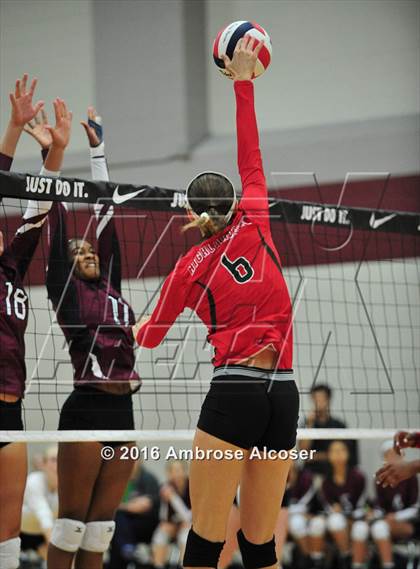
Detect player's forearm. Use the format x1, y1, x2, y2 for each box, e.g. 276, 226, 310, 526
90, 142, 109, 183
136, 320, 171, 349
19, 163, 58, 227
234, 81, 263, 180
394, 506, 418, 522
44, 144, 65, 173
0, 121, 23, 159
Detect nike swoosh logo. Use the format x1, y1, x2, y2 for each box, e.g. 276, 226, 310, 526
112, 185, 146, 204
369, 213, 396, 229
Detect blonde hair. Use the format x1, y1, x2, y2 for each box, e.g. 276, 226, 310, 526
182, 210, 227, 237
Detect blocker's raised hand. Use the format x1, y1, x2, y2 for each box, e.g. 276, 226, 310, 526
221, 36, 264, 81
46, 98, 72, 150
24, 108, 53, 149
9, 73, 44, 128
81, 106, 103, 147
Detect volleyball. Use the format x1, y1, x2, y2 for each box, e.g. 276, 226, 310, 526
213, 20, 272, 78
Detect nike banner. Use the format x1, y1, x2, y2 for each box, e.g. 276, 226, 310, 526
0, 170, 418, 234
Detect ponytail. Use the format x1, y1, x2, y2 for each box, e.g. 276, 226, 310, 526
182, 208, 229, 237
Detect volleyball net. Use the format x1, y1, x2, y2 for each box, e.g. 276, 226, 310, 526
0, 170, 419, 443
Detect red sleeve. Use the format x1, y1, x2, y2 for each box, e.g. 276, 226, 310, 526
235, 81, 269, 232
136, 262, 188, 348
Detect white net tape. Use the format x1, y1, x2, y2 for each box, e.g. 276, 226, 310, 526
0, 428, 405, 443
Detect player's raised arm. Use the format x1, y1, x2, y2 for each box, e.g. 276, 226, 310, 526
133, 260, 188, 348
222, 38, 268, 225
81, 107, 123, 292
10, 99, 72, 278
0, 73, 44, 166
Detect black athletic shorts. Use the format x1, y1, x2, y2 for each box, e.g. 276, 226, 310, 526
0, 398, 23, 449
198, 365, 299, 451
59, 385, 134, 447
20, 532, 45, 551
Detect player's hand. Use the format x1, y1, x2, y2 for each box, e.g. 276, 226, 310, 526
45, 98, 72, 150
81, 106, 102, 147
375, 461, 415, 488
9, 74, 44, 128
221, 36, 264, 81
133, 315, 151, 341
306, 410, 316, 427
394, 431, 417, 455
160, 484, 174, 501
24, 109, 53, 149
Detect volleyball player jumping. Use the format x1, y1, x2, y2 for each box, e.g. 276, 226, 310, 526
0, 75, 70, 569
135, 38, 299, 569
29, 110, 140, 569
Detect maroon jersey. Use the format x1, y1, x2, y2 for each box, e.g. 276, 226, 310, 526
288, 468, 317, 515
375, 475, 419, 521
0, 153, 48, 398
47, 202, 140, 389
320, 467, 366, 519
136, 81, 293, 369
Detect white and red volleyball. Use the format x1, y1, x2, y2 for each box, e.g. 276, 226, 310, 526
213, 21, 272, 79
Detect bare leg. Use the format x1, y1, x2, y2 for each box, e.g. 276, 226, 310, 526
240, 454, 292, 569
185, 428, 247, 569
295, 536, 310, 556
330, 528, 350, 554
152, 522, 176, 568
74, 443, 136, 569
219, 505, 240, 569
375, 539, 393, 566
352, 540, 368, 564
309, 535, 325, 555
47, 442, 103, 569
389, 519, 414, 540
274, 507, 288, 561
0, 443, 27, 540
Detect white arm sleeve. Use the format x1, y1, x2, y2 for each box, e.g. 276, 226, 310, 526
90, 142, 112, 221
24, 472, 55, 531
90, 143, 109, 182
394, 506, 419, 522
17, 166, 58, 233
168, 493, 192, 523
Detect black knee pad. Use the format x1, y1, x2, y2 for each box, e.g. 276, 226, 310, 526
237, 529, 277, 569
183, 528, 225, 568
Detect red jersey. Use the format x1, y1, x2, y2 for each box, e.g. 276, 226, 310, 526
136, 81, 293, 368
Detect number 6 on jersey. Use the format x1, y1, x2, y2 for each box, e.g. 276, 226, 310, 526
221, 253, 254, 284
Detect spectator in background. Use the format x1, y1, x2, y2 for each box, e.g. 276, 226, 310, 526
152, 460, 191, 568
376, 431, 420, 488
311, 440, 367, 569
286, 461, 318, 569
358, 441, 419, 569
108, 460, 160, 569
20, 446, 58, 560
300, 384, 359, 474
